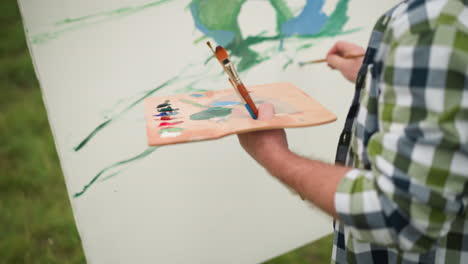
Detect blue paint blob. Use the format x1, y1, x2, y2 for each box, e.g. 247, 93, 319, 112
190, 93, 204, 98
154, 111, 179, 117
189, 3, 235, 46
280, 0, 328, 37
244, 104, 257, 119
210, 101, 241, 107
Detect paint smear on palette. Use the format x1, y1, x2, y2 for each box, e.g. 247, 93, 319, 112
160, 131, 182, 138
159, 121, 184, 127
190, 93, 204, 97
159, 127, 184, 138
209, 116, 230, 123
179, 98, 207, 108
210, 101, 241, 107
154, 111, 179, 117
158, 107, 179, 112
190, 107, 232, 121
157, 100, 171, 108
213, 94, 298, 116
159, 127, 184, 134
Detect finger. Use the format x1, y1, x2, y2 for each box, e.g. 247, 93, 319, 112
327, 41, 350, 57
327, 54, 346, 71
326, 43, 340, 57
328, 41, 365, 58
257, 103, 275, 121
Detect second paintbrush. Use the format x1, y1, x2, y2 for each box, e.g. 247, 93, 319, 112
207, 41, 259, 119
298, 53, 365, 66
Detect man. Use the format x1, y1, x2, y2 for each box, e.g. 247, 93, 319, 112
238, 0, 468, 263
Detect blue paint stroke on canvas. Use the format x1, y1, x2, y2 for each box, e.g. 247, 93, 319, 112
280, 0, 328, 36
189, 0, 355, 71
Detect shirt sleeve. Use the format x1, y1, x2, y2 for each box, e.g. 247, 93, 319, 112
334, 25, 468, 253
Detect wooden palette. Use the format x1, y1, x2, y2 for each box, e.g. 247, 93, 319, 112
144, 82, 336, 146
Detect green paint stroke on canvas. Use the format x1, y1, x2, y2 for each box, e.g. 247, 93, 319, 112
297, 43, 314, 51
31, 0, 174, 45
190, 107, 232, 120
269, 0, 295, 31
73, 147, 158, 198
74, 76, 178, 152
282, 57, 294, 70
98, 170, 122, 183
316, 0, 351, 37
190, 0, 356, 72
174, 82, 209, 94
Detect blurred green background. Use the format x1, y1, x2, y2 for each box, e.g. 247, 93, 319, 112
0, 0, 333, 263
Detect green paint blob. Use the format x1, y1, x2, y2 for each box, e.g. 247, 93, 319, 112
191, 0, 245, 32
190, 107, 232, 120
159, 127, 184, 134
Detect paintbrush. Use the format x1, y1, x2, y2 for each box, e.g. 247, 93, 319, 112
298, 53, 365, 66
207, 41, 259, 119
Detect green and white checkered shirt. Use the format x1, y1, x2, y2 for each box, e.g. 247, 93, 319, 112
332, 0, 468, 263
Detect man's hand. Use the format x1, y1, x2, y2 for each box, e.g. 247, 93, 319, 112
237, 104, 289, 166
326, 41, 365, 83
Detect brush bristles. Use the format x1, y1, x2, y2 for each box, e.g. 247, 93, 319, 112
215, 46, 229, 61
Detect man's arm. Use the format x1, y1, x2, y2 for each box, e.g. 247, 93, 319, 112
238, 104, 350, 219
238, 41, 365, 217
239, 25, 468, 253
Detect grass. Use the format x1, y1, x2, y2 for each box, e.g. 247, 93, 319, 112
0, 0, 333, 262
0, 1, 85, 263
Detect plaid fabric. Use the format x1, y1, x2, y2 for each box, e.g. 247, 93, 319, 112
332, 0, 468, 263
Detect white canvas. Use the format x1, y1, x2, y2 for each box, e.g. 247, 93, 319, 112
18, 0, 397, 263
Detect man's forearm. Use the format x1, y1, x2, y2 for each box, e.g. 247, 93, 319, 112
259, 147, 351, 218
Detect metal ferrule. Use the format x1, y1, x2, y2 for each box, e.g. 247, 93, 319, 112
222, 59, 242, 85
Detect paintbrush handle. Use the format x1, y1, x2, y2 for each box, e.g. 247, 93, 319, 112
300, 53, 365, 66
237, 83, 259, 119
309, 58, 328, 63
342, 54, 365, 60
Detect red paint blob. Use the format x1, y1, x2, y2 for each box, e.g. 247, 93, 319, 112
160, 116, 172, 120
158, 121, 184, 127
